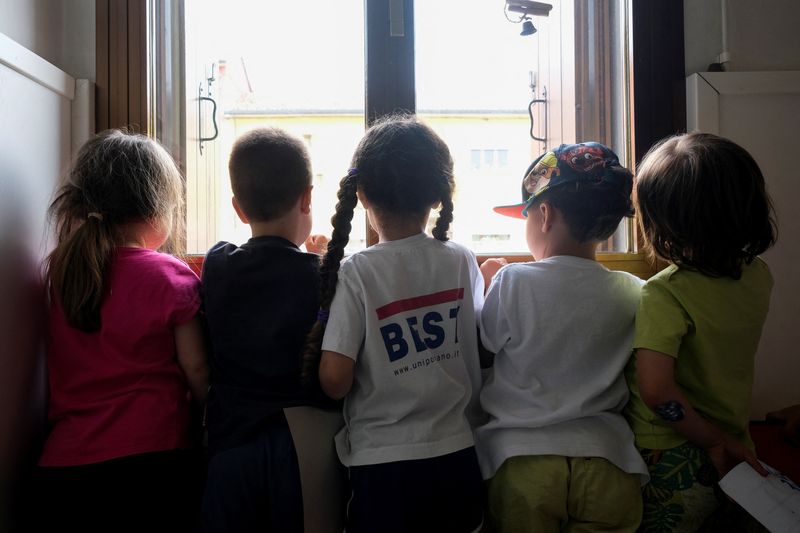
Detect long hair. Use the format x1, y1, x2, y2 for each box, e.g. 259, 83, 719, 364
302, 114, 455, 380
636, 132, 777, 278
46, 129, 184, 332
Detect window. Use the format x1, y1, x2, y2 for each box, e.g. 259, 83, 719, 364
470, 149, 509, 171
142, 0, 683, 274
153, 0, 367, 254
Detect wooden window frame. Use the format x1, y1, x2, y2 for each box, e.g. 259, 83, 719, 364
99, 0, 685, 278
96, 0, 148, 133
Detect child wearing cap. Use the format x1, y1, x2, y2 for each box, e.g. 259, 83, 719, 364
475, 143, 649, 532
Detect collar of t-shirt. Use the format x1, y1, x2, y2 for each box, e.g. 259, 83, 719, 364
535, 255, 607, 270
243, 235, 300, 250
369, 232, 431, 251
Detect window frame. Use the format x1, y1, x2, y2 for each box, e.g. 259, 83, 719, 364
99, 0, 685, 278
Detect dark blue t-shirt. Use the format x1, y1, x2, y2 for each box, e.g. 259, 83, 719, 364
202, 236, 333, 453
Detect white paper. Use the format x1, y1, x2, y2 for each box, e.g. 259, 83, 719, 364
719, 462, 800, 532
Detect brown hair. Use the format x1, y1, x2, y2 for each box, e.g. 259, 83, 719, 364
302, 114, 455, 380
228, 128, 312, 222
532, 165, 634, 242
636, 132, 777, 278
46, 129, 184, 332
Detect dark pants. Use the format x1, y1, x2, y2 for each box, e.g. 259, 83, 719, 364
347, 446, 485, 533
200, 423, 303, 533
28, 448, 204, 533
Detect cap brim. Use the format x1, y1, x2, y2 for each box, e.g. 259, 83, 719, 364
493, 202, 528, 219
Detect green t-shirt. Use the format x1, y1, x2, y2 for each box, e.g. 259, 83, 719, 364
624, 258, 773, 450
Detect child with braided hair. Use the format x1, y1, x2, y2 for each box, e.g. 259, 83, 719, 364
304, 114, 486, 533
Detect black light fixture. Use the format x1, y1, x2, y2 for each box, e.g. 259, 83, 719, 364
505, 1, 550, 37
520, 18, 537, 36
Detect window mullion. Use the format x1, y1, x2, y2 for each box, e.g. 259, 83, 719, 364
364, 0, 416, 245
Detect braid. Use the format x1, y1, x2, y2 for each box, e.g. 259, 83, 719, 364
302, 172, 359, 382
431, 188, 454, 242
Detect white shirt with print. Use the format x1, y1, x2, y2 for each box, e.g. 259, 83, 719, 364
321, 233, 484, 467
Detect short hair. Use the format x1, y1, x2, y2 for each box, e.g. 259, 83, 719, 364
228, 128, 312, 222
636, 132, 777, 278
532, 166, 634, 243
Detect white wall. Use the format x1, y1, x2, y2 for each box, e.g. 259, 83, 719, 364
0, 0, 95, 80
684, 0, 800, 75
0, 2, 92, 528
684, 1, 800, 417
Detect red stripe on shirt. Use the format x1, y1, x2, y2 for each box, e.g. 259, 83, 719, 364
375, 288, 465, 320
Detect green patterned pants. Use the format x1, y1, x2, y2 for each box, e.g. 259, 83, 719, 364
639, 442, 765, 533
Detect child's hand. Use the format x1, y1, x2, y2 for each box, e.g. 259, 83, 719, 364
305, 234, 330, 255
480, 258, 508, 292
706, 434, 768, 478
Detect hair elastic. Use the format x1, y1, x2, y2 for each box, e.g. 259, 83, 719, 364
87, 212, 104, 221
317, 308, 330, 324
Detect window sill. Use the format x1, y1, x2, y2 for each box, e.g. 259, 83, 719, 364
186, 252, 658, 280
477, 252, 658, 280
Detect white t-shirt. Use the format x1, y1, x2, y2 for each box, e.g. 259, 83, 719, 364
475, 256, 649, 483
321, 233, 484, 467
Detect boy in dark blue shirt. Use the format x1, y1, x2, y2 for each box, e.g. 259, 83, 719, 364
200, 128, 336, 532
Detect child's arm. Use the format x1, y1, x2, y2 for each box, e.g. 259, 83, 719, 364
636, 349, 768, 477
319, 350, 355, 400
175, 315, 209, 406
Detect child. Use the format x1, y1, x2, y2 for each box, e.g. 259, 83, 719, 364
304, 114, 485, 533
626, 132, 777, 531
200, 128, 338, 532
36, 130, 208, 533
475, 143, 649, 532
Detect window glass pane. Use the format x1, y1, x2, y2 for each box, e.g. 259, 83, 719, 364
483, 149, 495, 168
498, 149, 509, 168
470, 149, 481, 170
182, 1, 366, 254
415, 0, 631, 254
415, 0, 549, 254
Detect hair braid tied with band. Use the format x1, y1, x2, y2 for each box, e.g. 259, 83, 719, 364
302, 171, 359, 381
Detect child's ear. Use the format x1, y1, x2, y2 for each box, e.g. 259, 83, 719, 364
356, 189, 370, 209
231, 197, 249, 224
539, 202, 554, 232
299, 185, 313, 215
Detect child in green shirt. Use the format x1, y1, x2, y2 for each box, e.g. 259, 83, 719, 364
625, 132, 777, 532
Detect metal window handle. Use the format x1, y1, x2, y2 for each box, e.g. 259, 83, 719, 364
198, 82, 219, 155
528, 86, 547, 147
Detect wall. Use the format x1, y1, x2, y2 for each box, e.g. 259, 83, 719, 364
0, 0, 95, 80
0, 2, 93, 529
684, 1, 800, 418
684, 0, 800, 75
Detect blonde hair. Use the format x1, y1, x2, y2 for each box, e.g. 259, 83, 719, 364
46, 130, 184, 331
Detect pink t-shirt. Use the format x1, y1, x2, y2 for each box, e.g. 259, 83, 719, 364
40, 247, 201, 466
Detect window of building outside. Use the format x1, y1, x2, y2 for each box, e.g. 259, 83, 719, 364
150, 0, 633, 257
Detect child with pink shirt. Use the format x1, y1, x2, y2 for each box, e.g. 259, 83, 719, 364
33, 130, 208, 533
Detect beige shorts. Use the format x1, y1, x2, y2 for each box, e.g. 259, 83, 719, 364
486, 454, 642, 533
